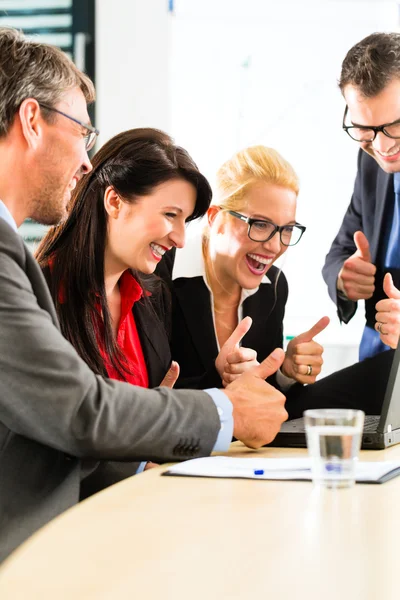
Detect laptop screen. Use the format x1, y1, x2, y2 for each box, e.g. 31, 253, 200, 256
379, 345, 400, 432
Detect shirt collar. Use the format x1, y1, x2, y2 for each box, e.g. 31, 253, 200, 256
0, 200, 18, 232
172, 218, 271, 304
119, 270, 144, 321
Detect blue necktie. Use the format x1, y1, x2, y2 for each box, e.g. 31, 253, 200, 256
359, 173, 400, 361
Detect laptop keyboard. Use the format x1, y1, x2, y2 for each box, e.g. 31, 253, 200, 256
363, 415, 381, 432
282, 414, 381, 434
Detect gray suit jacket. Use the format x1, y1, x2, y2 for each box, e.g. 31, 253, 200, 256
0, 218, 220, 562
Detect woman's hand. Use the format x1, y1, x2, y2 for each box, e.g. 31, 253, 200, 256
160, 361, 180, 388
215, 317, 259, 386
375, 273, 400, 349
282, 316, 330, 384
221, 346, 259, 387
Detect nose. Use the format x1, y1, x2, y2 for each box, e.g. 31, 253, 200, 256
372, 131, 398, 154
81, 148, 93, 174
262, 230, 282, 254
169, 221, 186, 249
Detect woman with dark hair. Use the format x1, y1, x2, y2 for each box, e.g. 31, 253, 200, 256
36, 127, 211, 390
35, 127, 212, 487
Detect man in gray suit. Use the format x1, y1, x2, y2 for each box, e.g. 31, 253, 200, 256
0, 28, 288, 562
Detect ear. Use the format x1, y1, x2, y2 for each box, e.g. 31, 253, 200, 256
18, 98, 43, 149
207, 205, 220, 227
104, 186, 122, 219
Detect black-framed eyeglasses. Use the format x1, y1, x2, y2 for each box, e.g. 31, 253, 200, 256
227, 210, 306, 246
39, 103, 99, 151
342, 105, 400, 142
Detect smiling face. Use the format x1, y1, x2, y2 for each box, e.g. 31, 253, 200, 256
344, 79, 400, 174
104, 178, 197, 275
29, 86, 93, 225
208, 181, 297, 291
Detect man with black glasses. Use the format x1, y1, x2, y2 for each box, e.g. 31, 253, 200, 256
323, 32, 400, 361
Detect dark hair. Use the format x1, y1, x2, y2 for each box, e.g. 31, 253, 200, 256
36, 127, 212, 379
339, 32, 400, 97
0, 27, 94, 137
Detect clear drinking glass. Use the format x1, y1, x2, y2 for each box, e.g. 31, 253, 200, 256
304, 408, 365, 488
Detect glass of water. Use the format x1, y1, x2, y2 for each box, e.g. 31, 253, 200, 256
304, 408, 365, 488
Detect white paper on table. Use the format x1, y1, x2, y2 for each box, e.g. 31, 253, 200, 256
163, 456, 400, 484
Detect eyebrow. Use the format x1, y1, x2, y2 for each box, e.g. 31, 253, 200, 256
79, 118, 93, 130
252, 213, 296, 225
66, 110, 92, 130
350, 120, 374, 128
164, 206, 183, 213
350, 117, 400, 128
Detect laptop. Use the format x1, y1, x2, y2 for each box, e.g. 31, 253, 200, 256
269, 345, 400, 450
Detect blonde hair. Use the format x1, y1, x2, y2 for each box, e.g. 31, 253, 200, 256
202, 145, 299, 294
214, 145, 299, 211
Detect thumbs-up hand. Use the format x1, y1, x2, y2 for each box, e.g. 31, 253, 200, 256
224, 348, 288, 448
337, 231, 376, 301
375, 273, 400, 349
160, 361, 180, 388
215, 316, 259, 385
282, 316, 330, 384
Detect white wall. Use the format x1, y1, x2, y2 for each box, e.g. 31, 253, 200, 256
95, 0, 171, 145
95, 0, 399, 375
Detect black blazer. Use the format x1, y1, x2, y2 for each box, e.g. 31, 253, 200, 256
132, 292, 172, 388
40, 268, 172, 498
41, 266, 172, 389
322, 150, 393, 327
169, 265, 288, 389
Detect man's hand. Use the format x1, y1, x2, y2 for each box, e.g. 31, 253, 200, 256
337, 231, 376, 301
282, 316, 330, 384
160, 361, 180, 388
144, 462, 159, 470
215, 317, 258, 383
223, 348, 287, 448
375, 273, 400, 349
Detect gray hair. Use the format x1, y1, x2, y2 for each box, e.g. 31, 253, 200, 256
339, 32, 400, 97
0, 27, 95, 137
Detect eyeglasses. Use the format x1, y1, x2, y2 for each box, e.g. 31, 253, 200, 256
39, 103, 99, 151
342, 105, 400, 142
227, 210, 306, 246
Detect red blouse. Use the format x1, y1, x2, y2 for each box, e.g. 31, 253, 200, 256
94, 270, 149, 388
51, 256, 150, 388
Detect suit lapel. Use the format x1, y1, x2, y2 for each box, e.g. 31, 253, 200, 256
371, 168, 391, 262
24, 246, 59, 327
174, 277, 219, 371
133, 300, 171, 388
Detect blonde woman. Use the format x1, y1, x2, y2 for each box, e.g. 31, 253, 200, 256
165, 145, 330, 392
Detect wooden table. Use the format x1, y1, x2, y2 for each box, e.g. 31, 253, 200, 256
0, 443, 399, 599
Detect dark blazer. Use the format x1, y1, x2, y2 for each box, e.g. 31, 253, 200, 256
322, 149, 393, 326
41, 266, 172, 389
0, 218, 220, 562
169, 266, 289, 390
40, 267, 173, 498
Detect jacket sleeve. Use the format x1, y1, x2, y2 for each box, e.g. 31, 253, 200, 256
322, 150, 364, 323
0, 231, 220, 463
